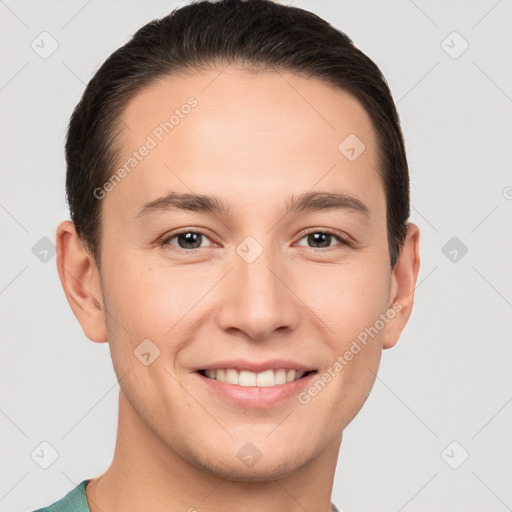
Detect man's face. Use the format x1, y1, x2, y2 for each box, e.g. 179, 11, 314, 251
96, 67, 397, 479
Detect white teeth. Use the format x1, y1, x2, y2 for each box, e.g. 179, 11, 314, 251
202, 368, 311, 387
239, 370, 257, 387
225, 369, 239, 385
275, 368, 287, 385
256, 369, 275, 387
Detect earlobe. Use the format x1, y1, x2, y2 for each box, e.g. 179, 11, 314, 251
382, 223, 421, 349
56, 220, 108, 343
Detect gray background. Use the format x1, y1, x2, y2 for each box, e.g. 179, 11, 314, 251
1, 1, 511, 511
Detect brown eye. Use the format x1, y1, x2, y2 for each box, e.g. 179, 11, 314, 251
161, 231, 213, 250
296, 230, 348, 249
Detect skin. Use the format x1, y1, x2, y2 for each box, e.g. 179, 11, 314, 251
56, 66, 420, 512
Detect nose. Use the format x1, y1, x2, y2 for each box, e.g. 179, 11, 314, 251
215, 242, 301, 341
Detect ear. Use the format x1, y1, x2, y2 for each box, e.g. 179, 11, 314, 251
56, 220, 108, 343
382, 222, 420, 349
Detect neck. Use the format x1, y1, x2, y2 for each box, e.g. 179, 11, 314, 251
86, 391, 341, 512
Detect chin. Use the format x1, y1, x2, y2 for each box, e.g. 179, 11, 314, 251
186, 444, 314, 482
202, 459, 305, 482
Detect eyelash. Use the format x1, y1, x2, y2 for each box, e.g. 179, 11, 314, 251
157, 228, 351, 252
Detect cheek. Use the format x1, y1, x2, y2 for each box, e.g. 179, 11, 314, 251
101, 255, 188, 336
296, 256, 390, 344
299, 263, 388, 424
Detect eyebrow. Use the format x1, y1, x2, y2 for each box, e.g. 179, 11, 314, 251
135, 190, 370, 220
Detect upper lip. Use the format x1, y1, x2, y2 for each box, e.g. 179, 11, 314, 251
194, 359, 317, 373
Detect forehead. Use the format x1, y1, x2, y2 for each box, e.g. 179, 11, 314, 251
108, 66, 384, 222
121, 66, 377, 154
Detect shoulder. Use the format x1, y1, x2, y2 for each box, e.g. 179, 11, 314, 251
30, 480, 91, 512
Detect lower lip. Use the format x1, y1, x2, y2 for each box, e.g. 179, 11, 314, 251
194, 371, 317, 408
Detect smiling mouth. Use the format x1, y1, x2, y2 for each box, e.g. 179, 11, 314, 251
197, 368, 317, 387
